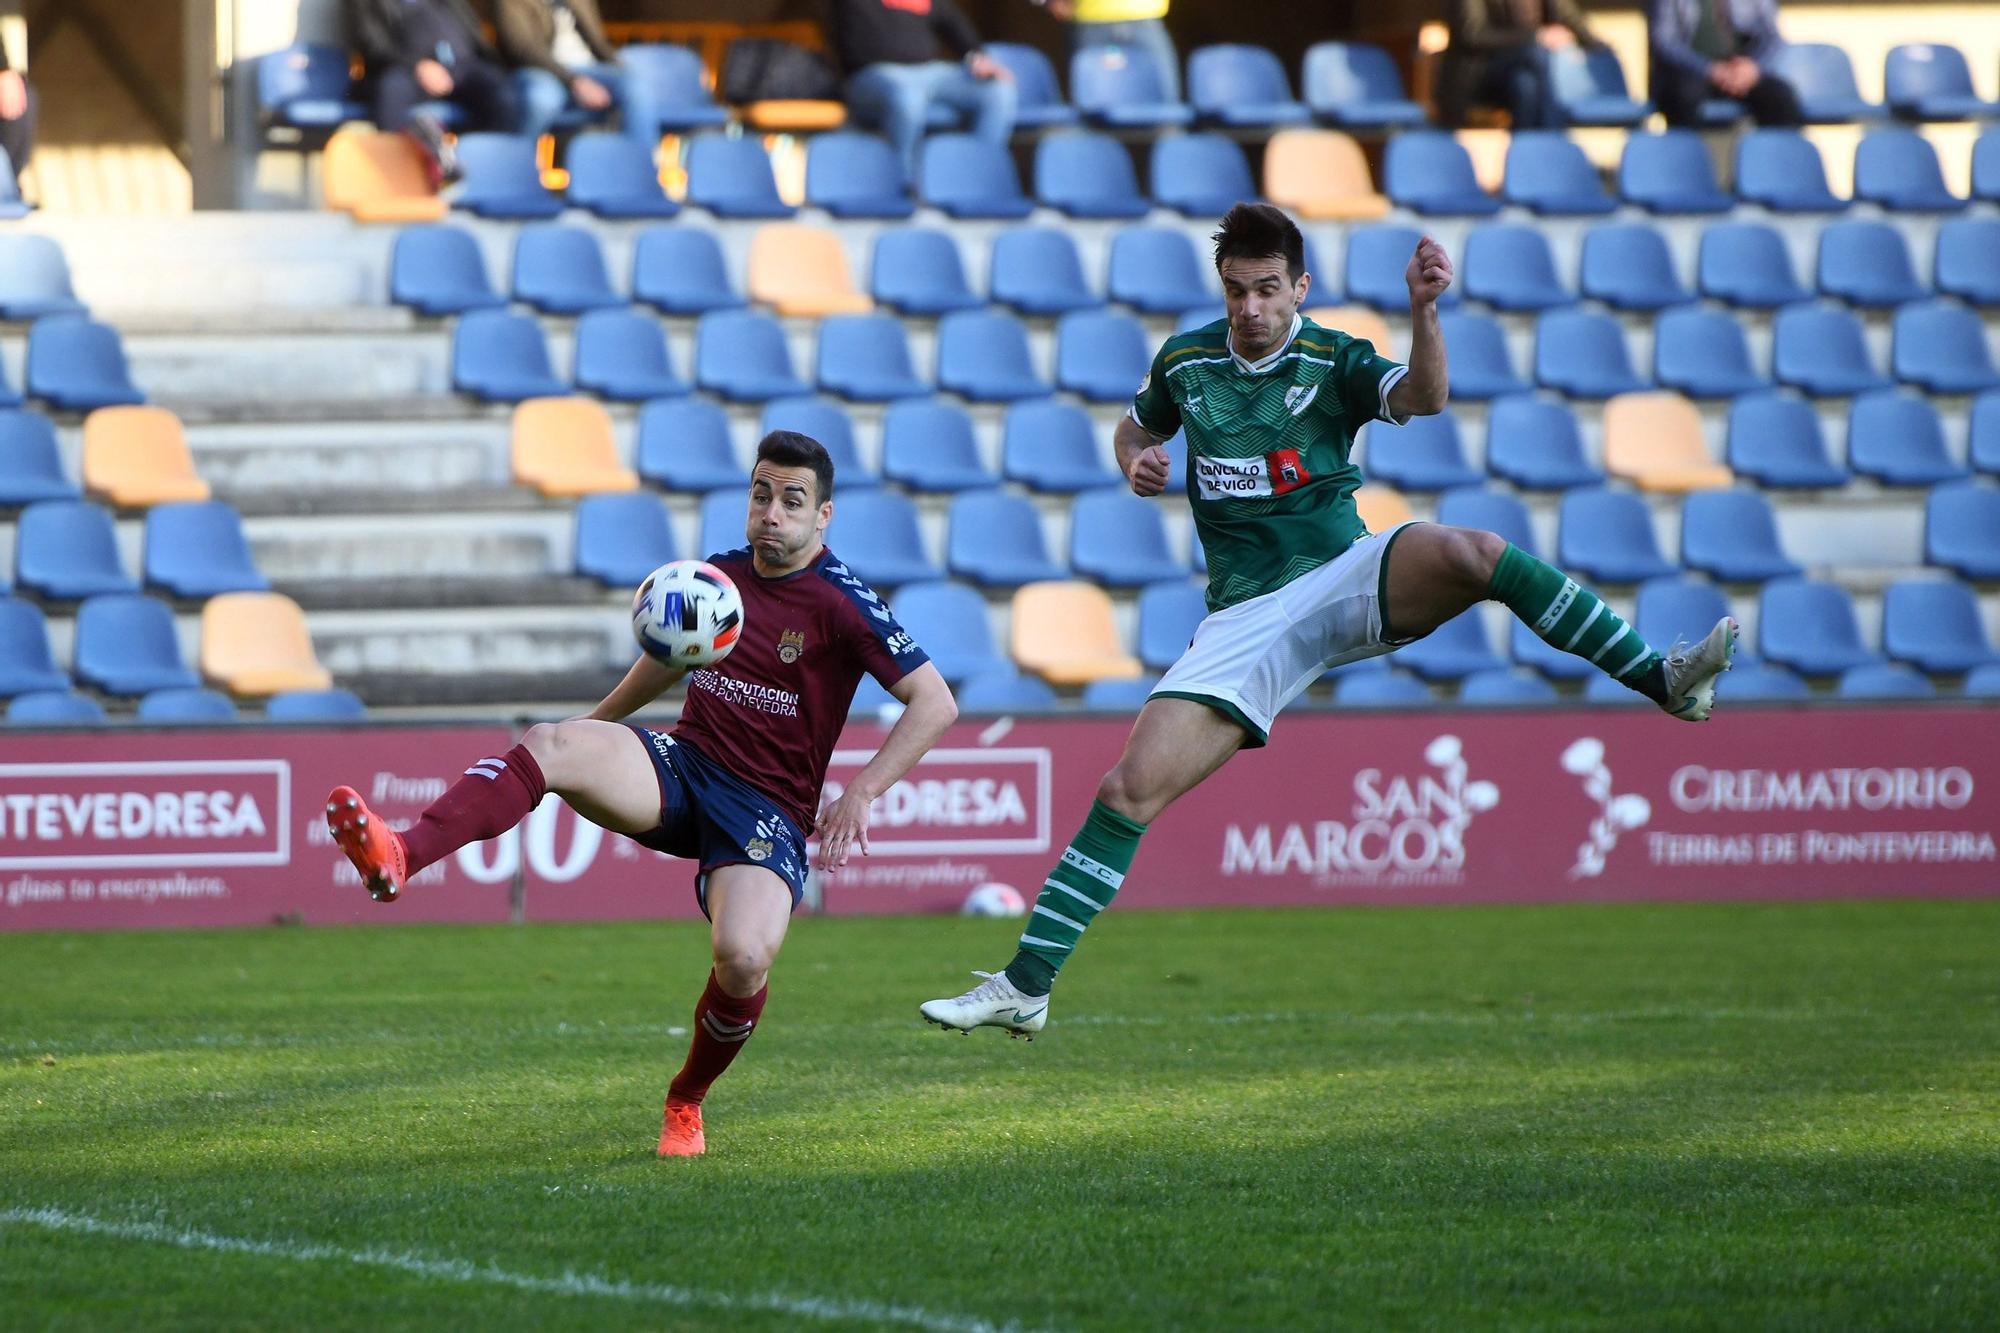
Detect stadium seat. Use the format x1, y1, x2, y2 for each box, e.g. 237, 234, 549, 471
144, 501, 269, 599
1617, 130, 1732, 213
6, 690, 105, 726
1012, 581, 1142, 685
1975, 126, 2000, 202
889, 581, 1011, 684
1759, 578, 1880, 675
1056, 311, 1151, 403
1355, 483, 1414, 533
1438, 487, 1539, 556
989, 228, 1099, 316
73, 593, 199, 695
1882, 577, 1996, 673
1635, 576, 1733, 653
1335, 669, 1432, 707
137, 686, 239, 723
1726, 393, 1847, 488
1438, 311, 1528, 398
1579, 224, 1688, 311
574, 492, 677, 587
1893, 301, 2000, 393
80, 405, 210, 508
1502, 131, 1617, 214
0, 597, 68, 697
1769, 43, 1886, 122
1107, 227, 1213, 314
697, 488, 749, 558
0, 235, 84, 320
1002, 400, 1119, 493
1458, 667, 1558, 704
1363, 412, 1481, 491
1187, 43, 1309, 127
747, 224, 872, 318
918, 134, 1034, 218
1970, 666, 2000, 697
816, 314, 927, 402
1345, 225, 1456, 312
615, 43, 729, 133
1549, 44, 1651, 125
1399, 609, 1505, 681
883, 400, 993, 492
573, 307, 686, 401
1262, 129, 1391, 220
564, 133, 678, 219
322, 126, 446, 223
510, 224, 622, 315
1848, 390, 1968, 486
1383, 132, 1501, 215
1772, 304, 1891, 396
1068, 489, 1184, 588
1071, 44, 1192, 128
1558, 487, 1675, 582
947, 490, 1066, 587
936, 311, 1050, 401
1734, 130, 1847, 211
511, 397, 638, 497
1135, 580, 1208, 671
1463, 226, 1570, 311
1853, 127, 1965, 211
694, 310, 810, 402
1535, 310, 1647, 399
1974, 390, 2000, 475
870, 227, 982, 316
0, 409, 78, 504
1884, 43, 2000, 121
1034, 131, 1149, 219
1697, 222, 1810, 308
1485, 396, 1601, 490
824, 490, 937, 588
0, 352, 19, 408
1838, 663, 1935, 699
804, 131, 913, 219
1679, 489, 1800, 582
451, 133, 563, 219
631, 226, 742, 316
1150, 133, 1258, 217
1603, 392, 1731, 491
265, 687, 368, 721
16, 499, 135, 599
985, 43, 1077, 128
1816, 220, 1927, 307
635, 397, 744, 493
684, 134, 794, 218
952, 667, 1058, 712
1653, 306, 1770, 398
1079, 674, 1160, 709
1300, 41, 1425, 129
1717, 659, 1811, 702
1935, 217, 2000, 306
760, 397, 876, 489
26, 318, 145, 411
1925, 480, 2000, 577
389, 224, 503, 316
200, 591, 332, 694
452, 310, 566, 402
257, 42, 365, 136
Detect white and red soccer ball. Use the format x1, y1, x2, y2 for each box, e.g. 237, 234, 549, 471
632, 560, 744, 667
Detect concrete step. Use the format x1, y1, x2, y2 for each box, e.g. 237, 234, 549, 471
188, 416, 516, 499
125, 330, 456, 403
307, 604, 634, 687
243, 511, 578, 581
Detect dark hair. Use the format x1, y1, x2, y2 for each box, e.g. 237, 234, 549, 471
755, 430, 835, 503
1212, 202, 1305, 283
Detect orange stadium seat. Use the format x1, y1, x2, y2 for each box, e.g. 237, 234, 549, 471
1011, 581, 1143, 686
1604, 392, 1733, 493
1454, 128, 1512, 193
1355, 483, 1414, 532
81, 406, 211, 508
1263, 129, 1390, 220
322, 126, 448, 223
511, 397, 640, 496
200, 591, 332, 695
747, 224, 872, 317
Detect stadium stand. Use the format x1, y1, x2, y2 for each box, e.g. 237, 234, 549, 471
1012, 581, 1142, 685
816, 314, 928, 401
617, 43, 730, 132
760, 397, 875, 488
871, 227, 982, 316
1150, 133, 1258, 217
574, 493, 678, 588
1300, 41, 1425, 130
1580, 223, 1688, 311
1936, 218, 2000, 306
1536, 309, 1647, 398
632, 226, 743, 315
1717, 660, 1812, 701
200, 591, 333, 695
984, 43, 1077, 129
81, 406, 211, 508
0, 598, 71, 698
804, 132, 913, 220
1364, 412, 1481, 491
573, 307, 688, 401
1636, 576, 1734, 651
511, 224, 623, 315
17, 500, 136, 599
1463, 226, 1570, 310
1679, 490, 1801, 582
26, 318, 146, 411
1653, 306, 1770, 398
143, 501, 269, 599
73, 593, 201, 696
1335, 670, 1431, 707
890, 581, 1011, 685
1108, 227, 1213, 314
1925, 481, 2000, 578
1071, 44, 1192, 129
322, 127, 446, 223
1893, 301, 2000, 393
1849, 391, 1969, 486
684, 134, 793, 218
936, 310, 1050, 401
1458, 668, 1558, 704
1698, 222, 1811, 308
1974, 391, 2000, 475
1081, 676, 1163, 710
956, 668, 1061, 712
1485, 397, 1602, 490
1854, 128, 1965, 212
1346, 224, 1457, 311
696, 310, 810, 402
1558, 487, 1677, 583
136, 687, 240, 723
1383, 132, 1500, 215
1135, 581, 1207, 672
1034, 131, 1150, 219
452, 310, 566, 402
7, 691, 107, 726
946, 490, 1066, 588
1503, 131, 1618, 214
1399, 611, 1505, 681
1056, 311, 1152, 403
1070, 489, 1186, 587
1817, 220, 1927, 307
882, 399, 992, 491
256, 42, 366, 140
1549, 44, 1651, 126
1760, 578, 1882, 675
1882, 578, 1997, 674
1769, 43, 1886, 123
0, 235, 86, 319
1002, 400, 1120, 493
265, 687, 370, 721
1188, 43, 1310, 128
1436, 311, 1528, 398
1839, 663, 1936, 699
990, 228, 1097, 316
511, 397, 639, 497
1884, 43, 2000, 120
1603, 392, 1733, 491
0, 410, 80, 504
564, 133, 679, 219
1262, 129, 1391, 221
816, 490, 936, 588
748, 224, 872, 318
635, 397, 744, 494
390, 224, 504, 316
1974, 126, 2000, 202
452, 134, 563, 219
1618, 129, 1733, 214
1773, 304, 1892, 396
919, 135, 1034, 219
1735, 130, 1847, 212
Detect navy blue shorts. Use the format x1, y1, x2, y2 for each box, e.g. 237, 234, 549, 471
625, 728, 810, 918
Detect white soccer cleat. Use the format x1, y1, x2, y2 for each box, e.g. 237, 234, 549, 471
920, 970, 1049, 1040
1661, 617, 1738, 722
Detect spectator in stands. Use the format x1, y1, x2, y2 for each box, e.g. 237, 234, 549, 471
346, 0, 521, 170
1645, 0, 1802, 126
1442, 0, 1606, 129
0, 36, 34, 173
828, 0, 1017, 179
1037, 0, 1179, 102
496, 0, 660, 147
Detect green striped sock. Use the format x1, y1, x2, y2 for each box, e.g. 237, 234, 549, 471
1004, 800, 1148, 996
1488, 543, 1667, 702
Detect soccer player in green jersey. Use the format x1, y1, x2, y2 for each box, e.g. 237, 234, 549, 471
920, 203, 1737, 1037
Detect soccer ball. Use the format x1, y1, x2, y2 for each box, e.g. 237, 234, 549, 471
632, 560, 744, 667
961, 882, 1027, 917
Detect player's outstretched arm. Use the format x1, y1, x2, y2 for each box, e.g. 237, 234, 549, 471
1388, 236, 1453, 418
584, 653, 687, 723
1115, 414, 1172, 498
815, 662, 958, 871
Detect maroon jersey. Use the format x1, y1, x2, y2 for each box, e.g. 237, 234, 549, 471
671, 545, 929, 835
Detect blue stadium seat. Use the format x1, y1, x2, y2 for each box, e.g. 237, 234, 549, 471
0, 597, 68, 696
17, 499, 135, 599
1653, 306, 1769, 398
684, 134, 793, 218
1853, 127, 1965, 211
1072, 43, 1193, 128
1187, 43, 1309, 127
1363, 413, 1481, 490
1974, 389, 2000, 476
1070, 489, 1184, 586
564, 133, 679, 218
947, 490, 1065, 587
1485, 396, 1601, 490
0, 348, 19, 408
0, 409, 79, 504
890, 581, 1010, 685
73, 593, 199, 695
1769, 43, 1886, 122
451, 310, 565, 402
1034, 131, 1149, 218
989, 227, 1099, 316
1772, 304, 1891, 396
1438, 311, 1528, 398
1502, 131, 1617, 214
1301, 41, 1425, 129
1735, 129, 1847, 211
1759, 578, 1880, 675
1383, 132, 1501, 215
1838, 663, 1935, 699
1535, 309, 1647, 398
452, 133, 563, 218
1458, 668, 1558, 704
1925, 480, 2000, 577
1399, 609, 1505, 681
0, 235, 85, 320
257, 43, 366, 134
636, 397, 744, 493
616, 44, 729, 131
1438, 486, 1539, 555
1848, 390, 1969, 485
821, 489, 936, 587
1717, 659, 1811, 702
1893, 300, 2000, 393
26, 318, 145, 411
936, 311, 1050, 401
1935, 217, 2000, 306
883, 400, 993, 492
816, 314, 928, 402
512, 224, 622, 314
804, 131, 913, 219
1346, 224, 1458, 312
1549, 45, 1651, 125
695, 310, 809, 402
1975, 126, 2000, 202
1150, 133, 1259, 217
1697, 222, 1811, 308
1558, 487, 1675, 582
573, 307, 686, 401
1815, 219, 1927, 307
265, 688, 368, 721
697, 489, 749, 559
1464, 226, 1571, 311
1618, 130, 1733, 213
631, 226, 742, 316
1579, 223, 1688, 310
957, 668, 1060, 713
1884, 43, 2000, 121
1136, 580, 1207, 670
574, 492, 677, 587
1636, 576, 1733, 651
871, 227, 982, 315
919, 134, 1035, 218
1725, 393, 1846, 488
1081, 675, 1162, 710
1334, 669, 1431, 707
7, 690, 105, 726
389, 224, 503, 316
137, 687, 239, 723
1177, 306, 1225, 335
1965, 664, 2000, 697
1003, 400, 1119, 492
0, 146, 25, 221
1056, 311, 1151, 403
760, 397, 876, 489
144, 501, 268, 598
1679, 490, 1800, 582
1882, 578, 1997, 673
986, 43, 1078, 128
1107, 226, 1212, 314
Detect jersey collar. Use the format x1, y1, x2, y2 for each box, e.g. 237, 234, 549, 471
1227, 314, 1303, 375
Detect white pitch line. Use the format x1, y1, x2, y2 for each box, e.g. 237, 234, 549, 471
0, 1206, 1045, 1333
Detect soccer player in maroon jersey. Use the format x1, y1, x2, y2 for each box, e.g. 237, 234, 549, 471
324, 431, 957, 1156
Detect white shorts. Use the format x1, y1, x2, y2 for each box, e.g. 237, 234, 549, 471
1150, 522, 1415, 746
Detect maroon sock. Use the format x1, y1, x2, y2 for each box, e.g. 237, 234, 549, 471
398, 743, 547, 875
667, 971, 768, 1105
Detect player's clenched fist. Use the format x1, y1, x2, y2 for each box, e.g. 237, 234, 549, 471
1128, 443, 1171, 497
1406, 236, 1454, 306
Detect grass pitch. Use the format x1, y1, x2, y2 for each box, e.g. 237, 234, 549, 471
3, 899, 1997, 1331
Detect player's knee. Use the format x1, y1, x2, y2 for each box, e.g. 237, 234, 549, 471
1448, 527, 1507, 594
1095, 764, 1158, 826
712, 944, 772, 993
521, 720, 590, 786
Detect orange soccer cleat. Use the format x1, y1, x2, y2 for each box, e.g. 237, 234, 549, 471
657, 1098, 706, 1157
325, 785, 409, 903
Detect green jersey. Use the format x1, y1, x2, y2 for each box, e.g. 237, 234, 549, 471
1131, 314, 1408, 611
